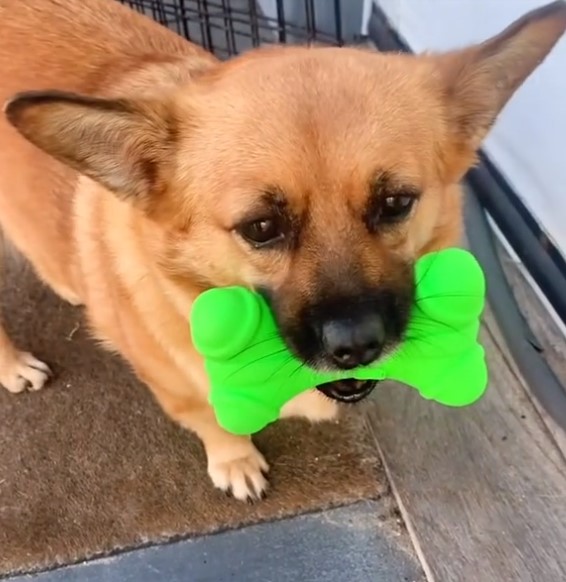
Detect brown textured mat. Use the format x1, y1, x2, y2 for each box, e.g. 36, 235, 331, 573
0, 257, 383, 577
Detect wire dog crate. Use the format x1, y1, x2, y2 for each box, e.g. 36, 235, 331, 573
119, 0, 363, 58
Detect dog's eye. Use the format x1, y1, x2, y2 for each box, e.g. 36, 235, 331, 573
237, 217, 284, 247
380, 195, 416, 222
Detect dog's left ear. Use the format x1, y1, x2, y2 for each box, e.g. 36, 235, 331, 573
4, 90, 176, 213
434, 1, 565, 153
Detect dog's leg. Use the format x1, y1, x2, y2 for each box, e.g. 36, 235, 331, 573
0, 325, 51, 393
280, 389, 339, 421
154, 388, 269, 501
0, 235, 51, 393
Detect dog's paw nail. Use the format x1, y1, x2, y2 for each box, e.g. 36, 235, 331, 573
0, 351, 51, 393
208, 446, 270, 502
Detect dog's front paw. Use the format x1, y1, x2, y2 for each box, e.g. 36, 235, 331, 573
207, 442, 269, 502
0, 350, 51, 393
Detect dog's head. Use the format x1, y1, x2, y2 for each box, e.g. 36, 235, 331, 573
6, 3, 565, 397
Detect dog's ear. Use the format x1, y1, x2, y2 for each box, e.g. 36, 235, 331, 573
434, 1, 565, 152
4, 91, 176, 210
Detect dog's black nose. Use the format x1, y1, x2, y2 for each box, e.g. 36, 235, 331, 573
321, 313, 385, 369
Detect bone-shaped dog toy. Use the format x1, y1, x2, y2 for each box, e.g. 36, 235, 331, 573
190, 247, 488, 435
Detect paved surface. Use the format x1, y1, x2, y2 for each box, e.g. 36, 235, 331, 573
11, 502, 424, 582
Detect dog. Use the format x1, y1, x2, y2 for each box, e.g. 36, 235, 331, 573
0, 0, 564, 501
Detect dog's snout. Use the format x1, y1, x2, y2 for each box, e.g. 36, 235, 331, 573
321, 313, 385, 369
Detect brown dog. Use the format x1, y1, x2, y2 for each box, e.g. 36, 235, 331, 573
0, 0, 564, 500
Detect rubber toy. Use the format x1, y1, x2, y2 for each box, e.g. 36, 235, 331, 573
190, 248, 488, 435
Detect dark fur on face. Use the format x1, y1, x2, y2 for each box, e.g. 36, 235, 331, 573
254, 173, 417, 372
262, 263, 414, 371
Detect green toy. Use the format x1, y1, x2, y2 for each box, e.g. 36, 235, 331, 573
190, 248, 488, 435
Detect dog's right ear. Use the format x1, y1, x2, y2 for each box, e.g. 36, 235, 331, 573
4, 91, 176, 211
433, 1, 566, 155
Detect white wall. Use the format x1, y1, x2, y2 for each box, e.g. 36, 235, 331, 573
375, 0, 566, 256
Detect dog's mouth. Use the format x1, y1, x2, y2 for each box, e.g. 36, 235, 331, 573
316, 379, 378, 404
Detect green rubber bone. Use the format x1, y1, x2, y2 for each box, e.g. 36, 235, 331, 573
190, 248, 488, 435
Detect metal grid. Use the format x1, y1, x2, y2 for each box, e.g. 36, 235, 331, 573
119, 0, 344, 58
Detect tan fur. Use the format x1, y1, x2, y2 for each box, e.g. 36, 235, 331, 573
0, 0, 564, 500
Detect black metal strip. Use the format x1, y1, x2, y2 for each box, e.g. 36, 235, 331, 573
275, 0, 287, 43
467, 161, 566, 323
333, 0, 343, 45
465, 189, 566, 433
